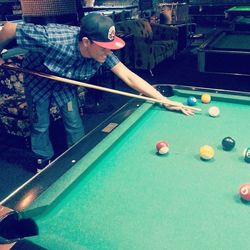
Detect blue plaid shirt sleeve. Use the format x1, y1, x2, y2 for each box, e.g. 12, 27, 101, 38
104, 53, 120, 69
16, 23, 78, 54
16, 23, 50, 54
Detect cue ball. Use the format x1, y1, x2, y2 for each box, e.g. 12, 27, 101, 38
243, 147, 250, 163
199, 145, 214, 160
187, 96, 197, 106
201, 93, 211, 104
239, 183, 250, 201
208, 106, 220, 117
222, 137, 235, 151
156, 141, 169, 155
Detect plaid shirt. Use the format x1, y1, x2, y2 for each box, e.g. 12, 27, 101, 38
16, 23, 120, 106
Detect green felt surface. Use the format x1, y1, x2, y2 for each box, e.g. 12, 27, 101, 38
24, 102, 153, 214
210, 33, 250, 50
29, 90, 250, 250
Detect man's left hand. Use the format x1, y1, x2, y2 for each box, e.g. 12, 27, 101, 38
163, 100, 195, 116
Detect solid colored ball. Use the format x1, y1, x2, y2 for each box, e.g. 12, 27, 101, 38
199, 145, 214, 160
187, 96, 197, 106
222, 137, 235, 151
239, 183, 250, 201
156, 141, 169, 155
201, 93, 211, 104
208, 106, 220, 117
243, 147, 250, 163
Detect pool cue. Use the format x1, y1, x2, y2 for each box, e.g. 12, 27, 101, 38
0, 63, 201, 112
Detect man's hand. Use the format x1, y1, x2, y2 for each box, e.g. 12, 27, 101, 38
0, 22, 17, 60
162, 100, 195, 116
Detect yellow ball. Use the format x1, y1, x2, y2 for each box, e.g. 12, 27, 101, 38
201, 93, 211, 104
199, 145, 214, 160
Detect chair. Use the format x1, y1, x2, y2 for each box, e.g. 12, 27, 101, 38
115, 18, 178, 75
20, 0, 79, 25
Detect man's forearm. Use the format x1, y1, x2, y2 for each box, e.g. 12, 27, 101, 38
0, 22, 17, 54
112, 62, 167, 101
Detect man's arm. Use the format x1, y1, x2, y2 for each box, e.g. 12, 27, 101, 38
0, 22, 17, 54
111, 62, 194, 115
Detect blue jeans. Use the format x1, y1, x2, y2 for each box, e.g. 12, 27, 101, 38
27, 93, 85, 161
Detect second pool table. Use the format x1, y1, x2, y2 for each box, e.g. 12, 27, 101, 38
198, 30, 250, 76
1, 85, 250, 250
225, 6, 250, 20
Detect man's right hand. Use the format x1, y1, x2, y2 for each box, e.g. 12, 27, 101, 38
0, 22, 17, 61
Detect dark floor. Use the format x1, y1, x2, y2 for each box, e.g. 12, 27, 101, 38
1, 23, 250, 202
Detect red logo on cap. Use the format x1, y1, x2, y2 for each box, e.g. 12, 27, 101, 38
108, 26, 115, 41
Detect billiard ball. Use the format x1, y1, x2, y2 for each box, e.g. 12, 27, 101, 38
239, 183, 250, 201
199, 145, 214, 160
208, 106, 220, 117
187, 96, 197, 106
243, 147, 250, 163
222, 137, 235, 151
201, 93, 211, 104
156, 141, 169, 155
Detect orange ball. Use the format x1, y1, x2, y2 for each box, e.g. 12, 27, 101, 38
201, 93, 211, 104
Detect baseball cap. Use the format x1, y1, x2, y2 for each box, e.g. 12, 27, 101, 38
79, 13, 125, 50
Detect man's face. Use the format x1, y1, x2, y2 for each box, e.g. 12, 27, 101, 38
90, 43, 112, 63
81, 38, 111, 63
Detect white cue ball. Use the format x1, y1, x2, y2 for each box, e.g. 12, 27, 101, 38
208, 106, 220, 117
159, 146, 169, 155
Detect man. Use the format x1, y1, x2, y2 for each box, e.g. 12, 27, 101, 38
0, 13, 194, 172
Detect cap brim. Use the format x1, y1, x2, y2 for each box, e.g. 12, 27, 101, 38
93, 36, 125, 50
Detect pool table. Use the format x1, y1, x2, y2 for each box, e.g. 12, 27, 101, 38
225, 6, 250, 20
198, 30, 250, 76
1, 85, 250, 250
232, 16, 250, 31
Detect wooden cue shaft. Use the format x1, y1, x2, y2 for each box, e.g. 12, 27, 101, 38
0, 63, 201, 112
